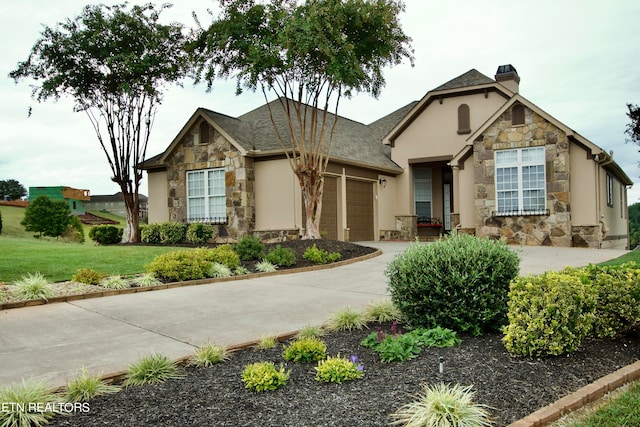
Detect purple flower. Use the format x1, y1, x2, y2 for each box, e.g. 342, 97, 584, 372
350, 355, 364, 371
350, 355, 359, 364
391, 321, 397, 336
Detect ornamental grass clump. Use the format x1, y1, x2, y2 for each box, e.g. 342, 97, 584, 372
364, 300, 403, 323
190, 343, 230, 368
390, 383, 493, 427
386, 235, 519, 335
131, 273, 162, 287
255, 260, 278, 273
327, 306, 368, 331
65, 368, 120, 402
295, 325, 326, 340
99, 275, 129, 290
209, 262, 232, 278
124, 353, 183, 386
315, 355, 364, 384
12, 272, 53, 301
0, 379, 64, 427
256, 335, 278, 350
282, 337, 327, 363
241, 362, 290, 392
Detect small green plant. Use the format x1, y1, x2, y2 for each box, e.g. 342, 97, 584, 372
124, 353, 183, 386
88, 225, 123, 245
234, 266, 250, 275
303, 244, 341, 264
131, 273, 162, 287
315, 355, 364, 383
234, 235, 265, 261
65, 368, 120, 402
282, 337, 327, 363
207, 244, 241, 269
327, 306, 368, 331
186, 222, 215, 244
12, 272, 53, 301
210, 262, 232, 278
412, 326, 462, 348
72, 268, 107, 285
295, 325, 326, 340
364, 300, 402, 323
390, 383, 493, 427
99, 275, 130, 290
145, 248, 214, 281
265, 245, 296, 266
241, 361, 290, 392
189, 343, 230, 368
0, 379, 64, 427
141, 223, 162, 243
361, 324, 421, 363
256, 335, 278, 350
255, 260, 278, 273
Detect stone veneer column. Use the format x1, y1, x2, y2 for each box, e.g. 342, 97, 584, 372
473, 108, 572, 247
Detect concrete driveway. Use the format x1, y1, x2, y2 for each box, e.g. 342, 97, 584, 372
0, 241, 628, 388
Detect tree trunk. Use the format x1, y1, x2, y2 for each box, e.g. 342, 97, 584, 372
121, 190, 140, 243
299, 169, 324, 240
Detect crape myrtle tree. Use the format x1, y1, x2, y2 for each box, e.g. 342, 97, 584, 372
191, 0, 414, 239
0, 179, 27, 200
9, 3, 190, 242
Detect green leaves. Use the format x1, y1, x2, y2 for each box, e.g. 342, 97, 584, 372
282, 337, 327, 363
241, 362, 290, 392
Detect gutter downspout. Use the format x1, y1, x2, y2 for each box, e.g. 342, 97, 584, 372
594, 152, 613, 249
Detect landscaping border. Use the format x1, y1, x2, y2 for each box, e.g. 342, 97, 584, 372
0, 248, 382, 311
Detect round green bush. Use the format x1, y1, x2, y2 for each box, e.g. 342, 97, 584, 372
88, 225, 123, 245
141, 224, 162, 244
159, 222, 187, 244
385, 234, 519, 335
233, 236, 265, 261
265, 245, 296, 267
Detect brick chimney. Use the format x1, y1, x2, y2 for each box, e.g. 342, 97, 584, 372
495, 64, 520, 93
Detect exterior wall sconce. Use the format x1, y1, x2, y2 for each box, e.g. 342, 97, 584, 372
379, 178, 387, 188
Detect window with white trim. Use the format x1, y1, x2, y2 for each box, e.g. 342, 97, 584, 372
495, 147, 547, 216
187, 168, 226, 223
414, 167, 432, 221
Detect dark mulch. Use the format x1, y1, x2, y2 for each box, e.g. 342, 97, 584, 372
50, 322, 640, 427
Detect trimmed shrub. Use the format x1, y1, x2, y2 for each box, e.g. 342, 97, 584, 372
186, 223, 215, 244
265, 245, 296, 267
159, 222, 187, 244
63, 215, 86, 243
89, 225, 123, 245
207, 244, 241, 269
145, 248, 213, 282
141, 223, 162, 244
386, 235, 519, 335
303, 244, 341, 264
502, 271, 597, 357
234, 235, 265, 261
581, 263, 640, 339
282, 337, 327, 363
72, 268, 107, 285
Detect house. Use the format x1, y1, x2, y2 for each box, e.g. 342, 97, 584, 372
86, 192, 149, 219
28, 186, 90, 215
140, 65, 632, 249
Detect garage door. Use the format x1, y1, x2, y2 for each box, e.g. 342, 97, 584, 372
302, 176, 338, 240
346, 179, 374, 241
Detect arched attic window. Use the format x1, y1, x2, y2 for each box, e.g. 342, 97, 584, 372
512, 104, 525, 125
457, 104, 471, 135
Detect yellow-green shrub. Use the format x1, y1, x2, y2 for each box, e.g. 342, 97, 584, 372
144, 246, 240, 282
502, 271, 597, 357
282, 338, 327, 363
582, 263, 640, 338
206, 244, 240, 269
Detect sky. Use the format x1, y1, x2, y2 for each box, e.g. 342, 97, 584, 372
2, 1, 640, 203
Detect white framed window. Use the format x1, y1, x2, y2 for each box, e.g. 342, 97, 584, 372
495, 147, 546, 216
414, 167, 432, 221
187, 168, 226, 223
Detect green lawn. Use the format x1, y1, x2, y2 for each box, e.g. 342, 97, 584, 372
0, 205, 178, 283
560, 381, 640, 427
598, 250, 640, 266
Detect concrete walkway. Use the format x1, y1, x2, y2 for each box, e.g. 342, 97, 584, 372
0, 242, 628, 389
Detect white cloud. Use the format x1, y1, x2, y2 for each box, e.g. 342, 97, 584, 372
2, 0, 640, 203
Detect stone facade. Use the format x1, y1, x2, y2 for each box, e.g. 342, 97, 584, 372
473, 106, 573, 247
165, 120, 255, 241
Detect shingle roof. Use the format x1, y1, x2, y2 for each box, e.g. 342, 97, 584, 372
432, 69, 495, 91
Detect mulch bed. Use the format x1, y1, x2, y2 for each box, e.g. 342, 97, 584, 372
48, 322, 640, 427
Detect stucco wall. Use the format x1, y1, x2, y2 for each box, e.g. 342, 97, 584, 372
254, 158, 300, 230
457, 155, 476, 229
570, 144, 597, 225
147, 170, 169, 223
474, 107, 572, 247
600, 170, 629, 249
